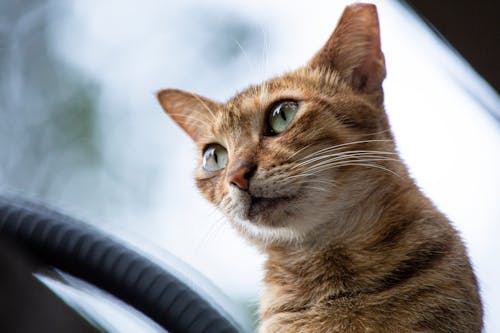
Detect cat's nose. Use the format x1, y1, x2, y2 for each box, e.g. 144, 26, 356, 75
227, 161, 257, 191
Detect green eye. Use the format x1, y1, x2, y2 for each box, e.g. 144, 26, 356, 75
267, 100, 299, 135
202, 144, 228, 172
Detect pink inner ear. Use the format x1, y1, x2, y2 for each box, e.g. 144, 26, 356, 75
308, 4, 386, 93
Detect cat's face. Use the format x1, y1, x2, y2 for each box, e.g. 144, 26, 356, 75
158, 4, 394, 246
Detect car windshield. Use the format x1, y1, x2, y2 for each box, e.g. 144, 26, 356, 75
1, 0, 498, 332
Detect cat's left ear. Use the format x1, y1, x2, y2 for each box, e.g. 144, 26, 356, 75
308, 4, 386, 93
157, 89, 221, 141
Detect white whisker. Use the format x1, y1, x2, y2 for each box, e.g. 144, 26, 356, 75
287, 144, 314, 160
362, 128, 392, 137
167, 112, 213, 130
232, 38, 252, 69
296, 139, 394, 162
292, 150, 398, 169
300, 185, 330, 193
189, 93, 217, 121
303, 160, 402, 178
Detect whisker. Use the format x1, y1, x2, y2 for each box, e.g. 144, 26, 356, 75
259, 26, 270, 80
189, 93, 217, 121
304, 156, 401, 172
292, 150, 399, 169
296, 139, 394, 162
287, 144, 314, 160
300, 178, 338, 187
301, 178, 338, 192
274, 175, 338, 189
362, 128, 392, 137
293, 154, 400, 174
194, 203, 225, 253
300, 185, 330, 193
306, 156, 400, 170
232, 37, 252, 69
196, 214, 227, 253
340, 162, 402, 178
304, 160, 402, 178
167, 112, 213, 130
167, 111, 213, 122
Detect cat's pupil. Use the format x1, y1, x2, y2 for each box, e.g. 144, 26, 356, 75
266, 100, 299, 136
202, 144, 228, 172
280, 108, 287, 121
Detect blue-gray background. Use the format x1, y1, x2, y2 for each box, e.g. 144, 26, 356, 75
1, 0, 499, 331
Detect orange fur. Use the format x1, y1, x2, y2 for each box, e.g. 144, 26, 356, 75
158, 3, 482, 332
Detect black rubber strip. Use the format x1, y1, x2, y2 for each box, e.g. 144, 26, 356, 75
0, 195, 240, 333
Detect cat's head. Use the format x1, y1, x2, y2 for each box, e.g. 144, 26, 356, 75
158, 4, 399, 246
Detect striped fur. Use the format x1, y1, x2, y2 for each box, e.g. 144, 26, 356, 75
158, 3, 482, 332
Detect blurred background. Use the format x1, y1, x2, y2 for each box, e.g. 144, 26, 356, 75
0, 0, 498, 332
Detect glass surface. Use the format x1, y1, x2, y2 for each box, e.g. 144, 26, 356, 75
1, 0, 498, 331
37, 273, 167, 333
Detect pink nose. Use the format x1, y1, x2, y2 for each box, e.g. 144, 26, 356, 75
227, 161, 257, 191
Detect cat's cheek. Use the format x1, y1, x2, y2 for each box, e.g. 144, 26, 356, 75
195, 175, 225, 205
226, 186, 251, 219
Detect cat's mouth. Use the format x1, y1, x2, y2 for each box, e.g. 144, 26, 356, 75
247, 194, 296, 221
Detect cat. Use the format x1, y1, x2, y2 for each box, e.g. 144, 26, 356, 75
157, 3, 483, 332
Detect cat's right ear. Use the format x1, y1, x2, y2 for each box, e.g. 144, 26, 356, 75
157, 89, 220, 140
308, 4, 386, 93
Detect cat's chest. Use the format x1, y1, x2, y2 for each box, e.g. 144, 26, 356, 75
261, 246, 360, 314
259, 272, 346, 321
258, 283, 417, 333
259, 283, 371, 333
258, 251, 379, 330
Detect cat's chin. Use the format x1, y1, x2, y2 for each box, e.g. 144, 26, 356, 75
225, 185, 333, 245
225, 190, 311, 245
247, 194, 297, 222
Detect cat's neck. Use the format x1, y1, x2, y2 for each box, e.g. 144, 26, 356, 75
259, 174, 457, 320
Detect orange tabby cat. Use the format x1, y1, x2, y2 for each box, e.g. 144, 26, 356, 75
157, 3, 483, 332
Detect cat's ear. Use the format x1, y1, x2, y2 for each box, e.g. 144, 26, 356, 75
308, 4, 386, 93
157, 89, 220, 140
